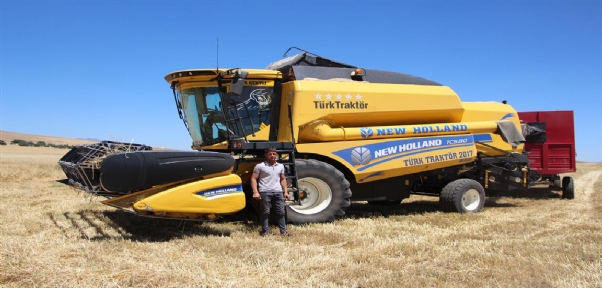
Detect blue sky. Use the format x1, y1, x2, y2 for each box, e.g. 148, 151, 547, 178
1, 1, 600, 161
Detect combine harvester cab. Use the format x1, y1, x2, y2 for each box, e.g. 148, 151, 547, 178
58, 68, 286, 220
59, 48, 556, 223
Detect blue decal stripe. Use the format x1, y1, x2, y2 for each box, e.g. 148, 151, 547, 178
359, 171, 384, 182
357, 143, 475, 171
501, 113, 514, 120
473, 133, 493, 142
333, 135, 476, 165
197, 185, 243, 197
334, 140, 475, 165
354, 142, 475, 163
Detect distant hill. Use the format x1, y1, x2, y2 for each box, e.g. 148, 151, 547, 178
0, 131, 173, 151
0, 130, 99, 146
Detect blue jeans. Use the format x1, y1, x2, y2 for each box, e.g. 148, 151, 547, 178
259, 191, 287, 233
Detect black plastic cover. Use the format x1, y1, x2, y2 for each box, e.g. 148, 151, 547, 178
522, 122, 547, 143
265, 52, 442, 86
100, 151, 235, 193
291, 66, 442, 86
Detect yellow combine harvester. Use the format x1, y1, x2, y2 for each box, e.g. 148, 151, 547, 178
59, 48, 534, 224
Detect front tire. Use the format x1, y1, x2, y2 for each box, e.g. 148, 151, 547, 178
439, 179, 486, 213
286, 159, 351, 224
562, 176, 575, 199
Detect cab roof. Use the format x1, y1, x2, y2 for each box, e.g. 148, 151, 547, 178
164, 69, 282, 84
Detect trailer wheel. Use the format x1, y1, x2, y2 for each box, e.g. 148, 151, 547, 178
439, 179, 485, 213
286, 159, 352, 224
549, 175, 561, 189
562, 176, 575, 199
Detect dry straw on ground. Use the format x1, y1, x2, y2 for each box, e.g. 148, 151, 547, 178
1, 145, 601, 287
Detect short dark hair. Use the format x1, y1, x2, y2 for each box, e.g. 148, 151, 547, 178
265, 147, 277, 154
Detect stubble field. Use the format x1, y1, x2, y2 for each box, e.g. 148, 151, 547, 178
1, 145, 601, 287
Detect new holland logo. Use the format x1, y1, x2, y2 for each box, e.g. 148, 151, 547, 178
360, 128, 373, 139
351, 147, 371, 165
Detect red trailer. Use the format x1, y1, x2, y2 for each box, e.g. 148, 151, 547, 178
518, 110, 576, 199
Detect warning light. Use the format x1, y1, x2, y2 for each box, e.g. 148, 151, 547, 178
351, 68, 365, 76
350, 68, 366, 81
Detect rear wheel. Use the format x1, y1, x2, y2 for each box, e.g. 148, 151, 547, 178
286, 160, 351, 224
562, 176, 575, 199
439, 179, 486, 213
550, 175, 561, 189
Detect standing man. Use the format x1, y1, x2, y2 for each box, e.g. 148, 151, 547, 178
251, 148, 290, 236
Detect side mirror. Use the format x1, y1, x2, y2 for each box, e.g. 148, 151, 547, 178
229, 69, 248, 96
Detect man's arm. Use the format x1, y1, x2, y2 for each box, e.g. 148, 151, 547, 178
280, 173, 289, 200
251, 172, 261, 200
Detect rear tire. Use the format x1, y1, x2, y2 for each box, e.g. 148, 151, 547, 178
286, 160, 351, 224
562, 176, 575, 199
439, 179, 486, 213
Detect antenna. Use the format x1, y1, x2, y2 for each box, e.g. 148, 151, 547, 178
216, 38, 219, 70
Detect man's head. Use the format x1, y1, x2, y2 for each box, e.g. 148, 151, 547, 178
264, 148, 278, 162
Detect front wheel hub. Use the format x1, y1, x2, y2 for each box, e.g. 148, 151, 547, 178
462, 188, 481, 211
289, 177, 333, 215
297, 189, 308, 200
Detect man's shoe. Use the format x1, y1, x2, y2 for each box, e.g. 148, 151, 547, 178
280, 232, 292, 236
260, 231, 269, 237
